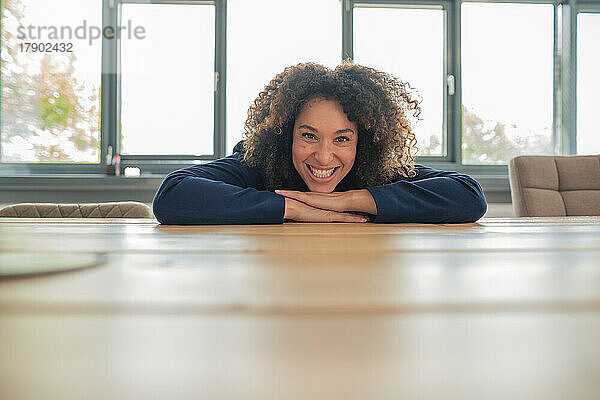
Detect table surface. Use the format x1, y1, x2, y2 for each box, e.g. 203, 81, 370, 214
1, 217, 600, 400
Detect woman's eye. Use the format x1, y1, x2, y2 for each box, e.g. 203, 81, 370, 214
301, 132, 316, 139
335, 136, 350, 142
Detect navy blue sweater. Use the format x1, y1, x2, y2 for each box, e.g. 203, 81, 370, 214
153, 147, 487, 225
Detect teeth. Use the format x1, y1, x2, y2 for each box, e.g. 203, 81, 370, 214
309, 165, 335, 178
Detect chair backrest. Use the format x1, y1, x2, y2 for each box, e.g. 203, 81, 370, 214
508, 155, 600, 217
0, 202, 153, 218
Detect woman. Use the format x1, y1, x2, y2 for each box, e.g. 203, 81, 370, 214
153, 61, 487, 224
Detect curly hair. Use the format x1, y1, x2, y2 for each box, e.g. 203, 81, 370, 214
242, 60, 420, 191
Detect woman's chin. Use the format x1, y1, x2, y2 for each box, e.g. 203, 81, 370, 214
305, 181, 337, 193
311, 187, 335, 193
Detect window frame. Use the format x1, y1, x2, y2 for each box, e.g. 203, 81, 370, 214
346, 0, 564, 172
0, 0, 106, 174
461, 0, 559, 164
110, 0, 225, 175
348, 0, 455, 162
0, 0, 223, 175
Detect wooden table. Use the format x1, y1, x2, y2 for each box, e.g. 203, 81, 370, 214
1, 217, 599, 400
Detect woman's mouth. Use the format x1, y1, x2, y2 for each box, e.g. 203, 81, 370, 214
306, 164, 339, 181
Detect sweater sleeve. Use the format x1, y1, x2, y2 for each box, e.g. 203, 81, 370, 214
366, 165, 487, 223
152, 153, 285, 225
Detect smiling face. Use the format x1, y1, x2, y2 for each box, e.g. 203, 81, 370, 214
291, 98, 358, 193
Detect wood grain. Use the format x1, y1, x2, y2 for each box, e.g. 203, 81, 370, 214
1, 217, 600, 399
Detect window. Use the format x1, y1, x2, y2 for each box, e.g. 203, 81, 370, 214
353, 4, 447, 156
226, 0, 341, 154
576, 12, 600, 155
1, 0, 101, 163
461, 2, 554, 165
0, 0, 597, 183
119, 3, 215, 156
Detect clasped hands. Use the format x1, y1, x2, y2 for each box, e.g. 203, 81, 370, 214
275, 189, 377, 223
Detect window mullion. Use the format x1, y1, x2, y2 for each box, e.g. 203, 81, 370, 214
214, 0, 226, 158
102, 0, 119, 165
560, 0, 577, 155
449, 0, 460, 164
343, 0, 353, 60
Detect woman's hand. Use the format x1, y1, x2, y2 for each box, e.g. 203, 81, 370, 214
282, 198, 368, 223
276, 189, 377, 215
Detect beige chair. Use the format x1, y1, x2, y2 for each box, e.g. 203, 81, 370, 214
0, 202, 153, 218
508, 155, 600, 217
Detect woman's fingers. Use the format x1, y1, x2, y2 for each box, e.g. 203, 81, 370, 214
309, 209, 367, 223
276, 190, 347, 212
289, 199, 366, 223
275, 190, 307, 202
325, 211, 368, 223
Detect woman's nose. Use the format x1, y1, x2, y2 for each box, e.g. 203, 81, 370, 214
314, 142, 334, 165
